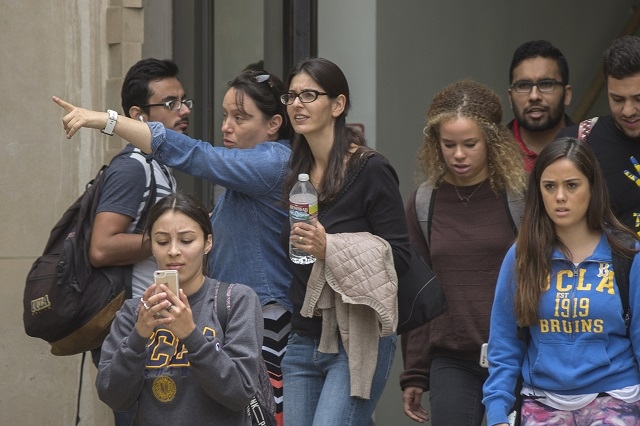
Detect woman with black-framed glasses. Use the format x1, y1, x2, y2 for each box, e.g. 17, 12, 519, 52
278, 57, 411, 425
54, 67, 294, 425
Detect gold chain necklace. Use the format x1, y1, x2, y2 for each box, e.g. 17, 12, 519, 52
453, 179, 485, 207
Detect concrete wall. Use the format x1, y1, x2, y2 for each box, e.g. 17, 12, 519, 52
1, 0, 143, 424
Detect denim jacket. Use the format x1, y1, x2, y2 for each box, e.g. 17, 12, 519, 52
150, 122, 293, 310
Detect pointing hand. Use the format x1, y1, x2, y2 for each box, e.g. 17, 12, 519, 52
52, 96, 108, 139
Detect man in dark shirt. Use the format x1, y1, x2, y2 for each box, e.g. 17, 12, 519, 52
557, 35, 640, 234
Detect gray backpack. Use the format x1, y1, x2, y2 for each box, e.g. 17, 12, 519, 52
214, 281, 277, 426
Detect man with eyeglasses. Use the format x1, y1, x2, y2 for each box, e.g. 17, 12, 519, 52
90, 58, 187, 426
507, 40, 573, 172
557, 35, 640, 234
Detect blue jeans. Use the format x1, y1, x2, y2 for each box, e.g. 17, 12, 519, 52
282, 332, 397, 426
429, 356, 489, 426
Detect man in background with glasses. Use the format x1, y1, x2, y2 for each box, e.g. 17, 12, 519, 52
507, 40, 573, 172
557, 35, 640, 234
90, 58, 188, 425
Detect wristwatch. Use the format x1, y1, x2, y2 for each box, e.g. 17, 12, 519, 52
101, 109, 118, 136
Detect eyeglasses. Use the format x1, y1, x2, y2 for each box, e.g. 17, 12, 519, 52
511, 79, 564, 94
280, 90, 329, 105
141, 99, 194, 111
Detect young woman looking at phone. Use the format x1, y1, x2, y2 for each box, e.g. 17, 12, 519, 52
96, 193, 263, 425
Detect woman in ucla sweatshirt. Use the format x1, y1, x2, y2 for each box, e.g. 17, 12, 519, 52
483, 137, 640, 426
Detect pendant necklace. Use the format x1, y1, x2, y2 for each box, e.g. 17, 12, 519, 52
453, 179, 485, 207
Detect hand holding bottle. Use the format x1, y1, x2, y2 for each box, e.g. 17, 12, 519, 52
289, 173, 318, 264
291, 220, 326, 261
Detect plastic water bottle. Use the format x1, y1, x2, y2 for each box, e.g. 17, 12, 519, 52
289, 173, 318, 264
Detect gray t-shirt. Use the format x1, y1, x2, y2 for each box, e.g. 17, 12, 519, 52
96, 144, 176, 298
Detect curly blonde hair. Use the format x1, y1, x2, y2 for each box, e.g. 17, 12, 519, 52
416, 79, 525, 194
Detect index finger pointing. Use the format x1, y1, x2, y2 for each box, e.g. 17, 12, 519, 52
52, 96, 76, 112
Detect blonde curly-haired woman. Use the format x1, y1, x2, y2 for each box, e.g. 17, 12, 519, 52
400, 80, 526, 426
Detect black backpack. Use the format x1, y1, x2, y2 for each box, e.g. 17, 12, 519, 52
23, 152, 156, 356
215, 281, 277, 426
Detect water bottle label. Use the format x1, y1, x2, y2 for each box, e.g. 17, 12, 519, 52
289, 201, 318, 221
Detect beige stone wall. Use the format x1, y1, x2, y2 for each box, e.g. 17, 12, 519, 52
0, 1, 143, 424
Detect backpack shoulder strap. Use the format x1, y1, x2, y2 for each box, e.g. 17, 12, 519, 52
82, 165, 110, 244
415, 181, 437, 247
416, 181, 523, 243
612, 248, 633, 336
107, 150, 157, 234
212, 280, 276, 424
505, 188, 525, 234
72, 165, 110, 287
578, 117, 599, 142
103, 151, 156, 300
133, 156, 157, 234
215, 281, 230, 332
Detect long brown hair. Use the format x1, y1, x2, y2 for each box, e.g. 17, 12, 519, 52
282, 57, 371, 203
515, 137, 639, 325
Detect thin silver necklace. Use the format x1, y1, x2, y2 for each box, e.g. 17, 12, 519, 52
453, 179, 485, 207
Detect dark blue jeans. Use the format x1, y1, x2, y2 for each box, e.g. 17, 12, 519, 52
429, 355, 489, 426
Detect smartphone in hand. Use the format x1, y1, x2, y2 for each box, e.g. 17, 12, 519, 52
154, 270, 179, 296
479, 342, 489, 368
